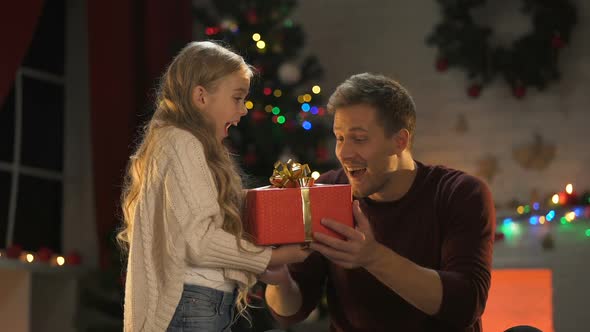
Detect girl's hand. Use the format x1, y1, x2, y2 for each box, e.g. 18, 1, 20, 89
268, 244, 312, 267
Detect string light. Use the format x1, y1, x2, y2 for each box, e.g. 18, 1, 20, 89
517, 206, 524, 214
301, 103, 311, 112
263, 88, 272, 96
585, 229, 590, 237
273, 89, 282, 97
302, 121, 312, 130
310, 106, 319, 115
26, 253, 34, 263
252, 33, 261, 41
539, 216, 546, 224
256, 40, 266, 49
566, 184, 573, 194
245, 101, 254, 109
265, 105, 273, 112
311, 171, 320, 180
552, 194, 559, 204
303, 94, 312, 102
56, 256, 65, 266
277, 116, 286, 124
312, 85, 321, 94
272, 107, 281, 115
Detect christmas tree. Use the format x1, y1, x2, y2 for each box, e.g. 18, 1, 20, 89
194, 0, 336, 186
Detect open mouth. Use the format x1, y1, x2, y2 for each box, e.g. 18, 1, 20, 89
224, 121, 238, 135
346, 167, 367, 179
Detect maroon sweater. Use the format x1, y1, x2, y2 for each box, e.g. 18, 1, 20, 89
270, 161, 495, 331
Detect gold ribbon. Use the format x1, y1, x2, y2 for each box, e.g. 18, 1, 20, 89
269, 159, 315, 241
300, 187, 313, 242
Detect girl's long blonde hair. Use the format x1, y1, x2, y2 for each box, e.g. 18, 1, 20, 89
118, 41, 256, 319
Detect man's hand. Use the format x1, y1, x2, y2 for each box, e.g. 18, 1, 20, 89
310, 200, 382, 269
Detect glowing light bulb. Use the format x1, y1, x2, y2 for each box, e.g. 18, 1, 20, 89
256, 41, 266, 49
551, 194, 559, 204
311, 171, 320, 180
312, 85, 321, 94
57, 256, 65, 266
565, 184, 573, 194
245, 101, 254, 109
26, 254, 34, 263
252, 33, 261, 41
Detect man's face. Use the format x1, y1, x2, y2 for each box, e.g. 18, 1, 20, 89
333, 104, 398, 199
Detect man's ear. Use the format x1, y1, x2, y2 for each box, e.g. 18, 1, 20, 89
389, 129, 410, 155
191, 85, 207, 109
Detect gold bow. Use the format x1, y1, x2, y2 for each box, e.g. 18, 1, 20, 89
269, 159, 315, 188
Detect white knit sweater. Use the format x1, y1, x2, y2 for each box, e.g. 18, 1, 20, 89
123, 126, 271, 331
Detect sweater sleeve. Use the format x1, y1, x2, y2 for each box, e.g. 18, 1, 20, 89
161, 131, 271, 275
434, 175, 496, 328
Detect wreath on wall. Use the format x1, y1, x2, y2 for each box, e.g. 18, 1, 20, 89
426, 0, 577, 99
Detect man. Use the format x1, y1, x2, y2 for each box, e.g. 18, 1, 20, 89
261, 73, 495, 331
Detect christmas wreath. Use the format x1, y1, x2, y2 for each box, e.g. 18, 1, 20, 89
427, 0, 577, 99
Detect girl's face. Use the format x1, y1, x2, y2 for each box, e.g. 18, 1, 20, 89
193, 69, 250, 142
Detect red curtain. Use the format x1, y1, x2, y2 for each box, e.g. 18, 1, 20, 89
0, 1, 45, 106
87, 0, 192, 268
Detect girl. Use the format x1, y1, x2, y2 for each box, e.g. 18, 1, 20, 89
118, 41, 309, 331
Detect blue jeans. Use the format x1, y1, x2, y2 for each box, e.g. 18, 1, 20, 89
167, 284, 237, 332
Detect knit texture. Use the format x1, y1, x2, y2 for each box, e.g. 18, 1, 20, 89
123, 126, 271, 331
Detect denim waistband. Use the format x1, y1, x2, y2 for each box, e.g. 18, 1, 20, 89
183, 283, 236, 306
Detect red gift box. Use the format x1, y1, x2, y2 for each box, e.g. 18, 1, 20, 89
244, 184, 353, 245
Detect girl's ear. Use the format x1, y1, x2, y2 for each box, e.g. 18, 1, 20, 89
191, 85, 208, 109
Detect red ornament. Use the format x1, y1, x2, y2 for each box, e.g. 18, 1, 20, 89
250, 110, 266, 123
467, 84, 482, 98
284, 119, 297, 132
316, 146, 329, 163
66, 251, 82, 266
6, 244, 23, 258
435, 58, 448, 72
244, 151, 257, 166
205, 26, 220, 36
37, 247, 53, 262
246, 10, 258, 24
513, 85, 526, 99
551, 35, 565, 49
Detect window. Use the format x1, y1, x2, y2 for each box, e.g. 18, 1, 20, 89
0, 0, 65, 252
